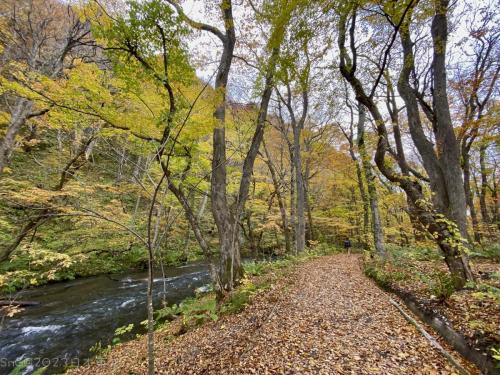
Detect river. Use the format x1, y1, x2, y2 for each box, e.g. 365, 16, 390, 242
0, 262, 210, 374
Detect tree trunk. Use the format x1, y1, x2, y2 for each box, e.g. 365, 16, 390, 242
244, 214, 253, 253
408, 197, 426, 242
166, 179, 211, 258
396, 7, 472, 283
292, 122, 306, 253
348, 139, 370, 248
357, 106, 385, 257
492, 177, 499, 230
305, 191, 314, 245
358, 164, 370, 247
462, 150, 481, 243
386, 76, 424, 241
132, 155, 143, 182
289, 148, 296, 249
206, 1, 241, 298
229, 45, 281, 274
146, 245, 155, 375
304, 149, 315, 244
146, 177, 169, 375
116, 146, 127, 183
212, 43, 281, 297
479, 145, 491, 224
280, 87, 309, 254
263, 139, 291, 253
431, 0, 471, 243
431, 1, 474, 281
0, 98, 33, 176
337, 5, 473, 287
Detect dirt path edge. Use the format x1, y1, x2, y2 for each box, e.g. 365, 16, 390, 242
370, 277, 499, 374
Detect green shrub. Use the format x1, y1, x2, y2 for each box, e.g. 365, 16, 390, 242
364, 258, 409, 288
155, 295, 218, 328
385, 243, 442, 262
471, 243, 500, 261
89, 341, 112, 359
472, 283, 500, 304
243, 260, 269, 276
221, 288, 252, 315
310, 243, 340, 256
490, 345, 500, 367
419, 270, 456, 300
8, 359, 47, 375
112, 323, 134, 345
220, 279, 266, 315
364, 265, 390, 287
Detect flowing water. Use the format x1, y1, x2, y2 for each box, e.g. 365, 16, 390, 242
0, 262, 210, 374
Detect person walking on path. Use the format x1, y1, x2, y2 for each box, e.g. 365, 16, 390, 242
343, 238, 352, 254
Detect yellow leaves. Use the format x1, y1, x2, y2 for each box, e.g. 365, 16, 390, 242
66, 63, 112, 100
2, 183, 65, 207
74, 1, 99, 24
0, 305, 23, 318
47, 62, 114, 111
258, 220, 281, 232
0, 110, 11, 125
0, 245, 89, 293
0, 70, 36, 100
18, 244, 73, 268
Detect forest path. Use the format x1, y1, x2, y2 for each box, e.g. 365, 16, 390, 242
70, 254, 473, 374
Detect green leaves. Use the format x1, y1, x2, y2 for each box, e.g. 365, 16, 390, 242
92, 0, 192, 88
113, 323, 135, 344
8, 359, 47, 375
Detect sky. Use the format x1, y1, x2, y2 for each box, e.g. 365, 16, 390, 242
172, 0, 493, 103
168, 0, 262, 104
86, 0, 497, 137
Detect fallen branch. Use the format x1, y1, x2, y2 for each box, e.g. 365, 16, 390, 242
0, 300, 40, 307
389, 298, 470, 375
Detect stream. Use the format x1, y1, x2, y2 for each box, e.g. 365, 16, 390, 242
0, 262, 210, 374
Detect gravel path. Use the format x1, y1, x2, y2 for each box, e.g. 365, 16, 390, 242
69, 254, 475, 374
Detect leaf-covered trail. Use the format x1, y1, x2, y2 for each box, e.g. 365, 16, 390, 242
70, 254, 474, 374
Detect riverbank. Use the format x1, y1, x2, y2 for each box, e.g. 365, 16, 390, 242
0, 247, 205, 294
67, 252, 479, 374
0, 262, 211, 375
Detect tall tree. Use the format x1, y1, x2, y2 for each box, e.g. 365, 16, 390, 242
168, 0, 299, 296
356, 105, 385, 257
395, 0, 474, 277
336, 0, 474, 287
338, 100, 370, 248
0, 0, 91, 175
262, 137, 292, 253
452, 2, 499, 241
277, 80, 308, 253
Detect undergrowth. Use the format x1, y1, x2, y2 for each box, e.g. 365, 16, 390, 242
365, 243, 500, 301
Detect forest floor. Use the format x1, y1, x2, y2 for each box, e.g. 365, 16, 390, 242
365, 255, 499, 358
68, 254, 478, 374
